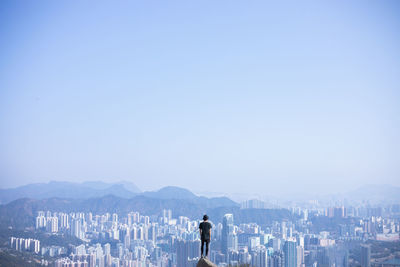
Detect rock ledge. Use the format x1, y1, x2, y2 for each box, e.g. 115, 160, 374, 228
197, 257, 217, 267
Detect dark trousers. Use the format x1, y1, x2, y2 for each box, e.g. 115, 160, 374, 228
201, 239, 210, 256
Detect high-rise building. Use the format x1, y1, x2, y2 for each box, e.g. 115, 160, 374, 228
128, 211, 140, 225
176, 240, 200, 267
296, 245, 304, 267
270, 252, 283, 267
222, 214, 234, 255
10, 237, 40, 254
36, 215, 46, 229
273, 238, 282, 252
249, 237, 261, 252
149, 224, 157, 242
112, 213, 118, 224
75, 244, 86, 255
58, 213, 69, 229
46, 217, 58, 233
251, 247, 268, 267
162, 209, 172, 224
103, 243, 111, 256
361, 245, 371, 267
284, 241, 297, 267
281, 222, 287, 239
71, 218, 85, 240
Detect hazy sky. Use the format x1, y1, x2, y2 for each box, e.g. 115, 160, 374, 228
0, 1, 399, 196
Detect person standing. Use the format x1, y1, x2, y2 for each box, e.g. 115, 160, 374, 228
199, 214, 212, 258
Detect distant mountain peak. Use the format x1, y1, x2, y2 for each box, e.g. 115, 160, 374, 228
143, 186, 197, 200
0, 180, 140, 204
115, 180, 141, 193
157, 186, 195, 194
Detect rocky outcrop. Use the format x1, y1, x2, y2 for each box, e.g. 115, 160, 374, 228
197, 257, 217, 267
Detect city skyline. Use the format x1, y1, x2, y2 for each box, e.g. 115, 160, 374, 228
1, 1, 400, 195
6, 199, 399, 266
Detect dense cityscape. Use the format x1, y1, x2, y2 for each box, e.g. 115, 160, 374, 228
6, 200, 400, 267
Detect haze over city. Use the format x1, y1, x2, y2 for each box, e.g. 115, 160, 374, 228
1, 1, 400, 196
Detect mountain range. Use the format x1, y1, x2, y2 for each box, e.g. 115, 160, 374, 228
0, 181, 301, 229
0, 195, 295, 230
0, 181, 140, 204
0, 181, 208, 203
1, 181, 400, 205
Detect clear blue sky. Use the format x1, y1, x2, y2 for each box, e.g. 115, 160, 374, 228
0, 0, 399, 195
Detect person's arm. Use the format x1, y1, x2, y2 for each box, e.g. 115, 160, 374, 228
199, 223, 202, 237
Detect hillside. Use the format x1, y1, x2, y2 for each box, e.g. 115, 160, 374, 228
0, 181, 140, 204
0, 195, 295, 229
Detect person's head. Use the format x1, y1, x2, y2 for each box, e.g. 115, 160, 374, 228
203, 214, 209, 221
